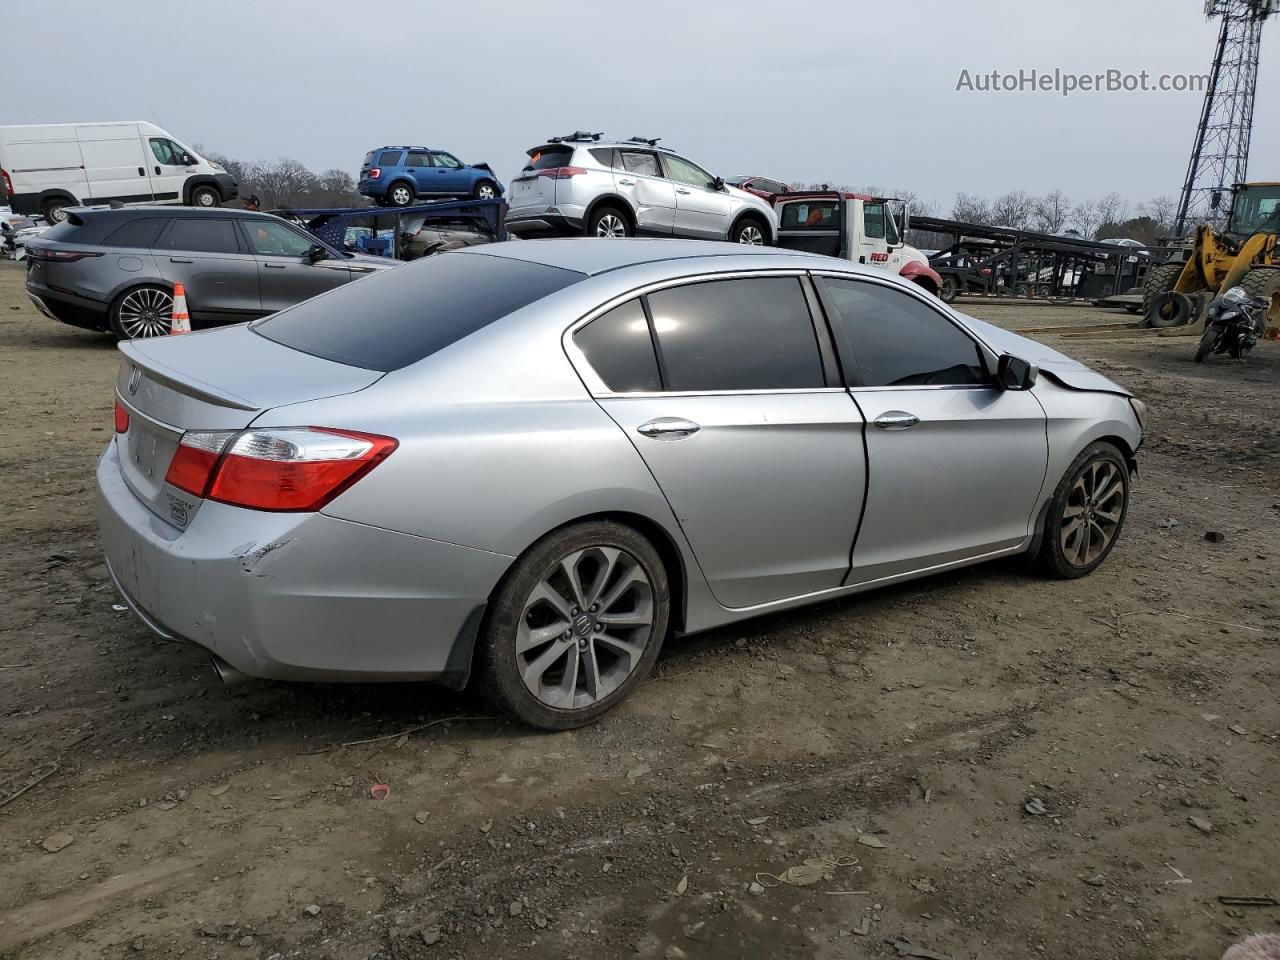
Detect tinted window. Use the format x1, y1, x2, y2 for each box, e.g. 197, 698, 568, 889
377, 150, 403, 166
821, 278, 987, 387
759, 179, 788, 195
663, 154, 714, 189
243, 220, 314, 257
619, 150, 659, 177
588, 148, 618, 168
526, 146, 573, 171
779, 201, 839, 230
406, 151, 430, 167
105, 218, 166, 249
647, 278, 823, 391
254, 253, 584, 372
156, 218, 240, 254
575, 299, 661, 392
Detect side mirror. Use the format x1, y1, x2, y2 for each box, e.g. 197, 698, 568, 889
307, 244, 328, 263
180, 153, 196, 166
712, 176, 725, 191
900, 203, 911, 235
996, 354, 1038, 390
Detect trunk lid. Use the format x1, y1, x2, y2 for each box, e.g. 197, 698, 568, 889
510, 144, 573, 211
114, 324, 383, 527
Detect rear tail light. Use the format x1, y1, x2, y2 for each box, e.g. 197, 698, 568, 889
114, 399, 130, 434
163, 427, 397, 512
1, 167, 12, 199
534, 166, 588, 179
368, 167, 381, 180
26, 248, 103, 262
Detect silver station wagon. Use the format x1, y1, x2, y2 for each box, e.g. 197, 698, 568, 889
99, 239, 1144, 729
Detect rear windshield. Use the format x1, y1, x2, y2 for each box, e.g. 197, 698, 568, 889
779, 201, 840, 230
524, 146, 573, 171
252, 253, 585, 372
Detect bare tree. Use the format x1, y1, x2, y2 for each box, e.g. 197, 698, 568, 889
951, 192, 992, 224
1032, 190, 1071, 233
1140, 195, 1177, 237
989, 190, 1035, 230
1069, 199, 1103, 239
1095, 192, 1129, 233
248, 158, 318, 208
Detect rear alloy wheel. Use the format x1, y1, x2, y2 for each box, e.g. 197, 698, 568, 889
588, 206, 631, 239
190, 185, 220, 208
476, 521, 669, 729
1038, 442, 1130, 579
473, 180, 498, 200
387, 182, 415, 207
42, 199, 70, 226
110, 285, 173, 340
733, 218, 766, 245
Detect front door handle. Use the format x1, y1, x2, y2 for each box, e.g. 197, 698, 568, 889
618, 179, 635, 186
873, 411, 919, 430
637, 417, 700, 440
155, 165, 161, 176
263, 263, 286, 269
675, 188, 691, 195
169, 257, 194, 264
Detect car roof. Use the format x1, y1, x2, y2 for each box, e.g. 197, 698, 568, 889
372, 146, 441, 152
66, 205, 278, 222
456, 238, 874, 278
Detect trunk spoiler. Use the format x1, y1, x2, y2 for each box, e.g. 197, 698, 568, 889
118, 341, 259, 411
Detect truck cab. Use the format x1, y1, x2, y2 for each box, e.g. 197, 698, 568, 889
774, 191, 942, 296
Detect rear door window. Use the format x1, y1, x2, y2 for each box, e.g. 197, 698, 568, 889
253, 253, 585, 371
105, 218, 166, 248
155, 218, 241, 254
406, 151, 430, 168
619, 151, 660, 177
819, 277, 987, 387
574, 299, 661, 392
645, 277, 824, 391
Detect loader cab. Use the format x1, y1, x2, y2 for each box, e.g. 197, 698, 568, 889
1226, 182, 1280, 240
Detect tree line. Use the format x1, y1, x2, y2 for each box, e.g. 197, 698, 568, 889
196, 148, 364, 209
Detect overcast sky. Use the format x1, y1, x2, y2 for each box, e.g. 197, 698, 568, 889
8, 0, 1277, 212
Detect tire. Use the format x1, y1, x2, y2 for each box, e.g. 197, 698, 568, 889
109, 285, 174, 340
475, 521, 670, 730
387, 182, 415, 207
1148, 290, 1195, 328
473, 180, 498, 200
731, 216, 768, 245
1194, 325, 1220, 363
1036, 441, 1130, 580
1141, 261, 1185, 316
189, 185, 220, 208
42, 198, 70, 226
939, 274, 960, 303
1239, 267, 1280, 326
586, 205, 632, 239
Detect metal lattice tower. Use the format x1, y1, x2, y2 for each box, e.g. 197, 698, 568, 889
1174, 0, 1276, 236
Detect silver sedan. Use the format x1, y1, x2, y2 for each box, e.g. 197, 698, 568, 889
98, 240, 1144, 729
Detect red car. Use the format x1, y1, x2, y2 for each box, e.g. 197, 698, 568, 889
726, 175, 791, 202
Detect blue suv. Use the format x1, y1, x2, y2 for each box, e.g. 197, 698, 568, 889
358, 147, 504, 206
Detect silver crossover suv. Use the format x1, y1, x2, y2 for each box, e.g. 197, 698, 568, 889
506, 133, 779, 245
99, 239, 1143, 729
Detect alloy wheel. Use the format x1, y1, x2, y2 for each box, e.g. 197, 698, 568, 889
391, 186, 412, 206
477, 184, 496, 199
1060, 459, 1125, 566
516, 546, 654, 710
595, 214, 626, 238
117, 288, 174, 339
737, 224, 764, 245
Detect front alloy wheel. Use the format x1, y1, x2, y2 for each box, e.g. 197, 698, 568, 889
476, 521, 669, 729
1038, 442, 1130, 578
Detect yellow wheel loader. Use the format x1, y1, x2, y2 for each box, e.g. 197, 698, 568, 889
1143, 181, 1280, 336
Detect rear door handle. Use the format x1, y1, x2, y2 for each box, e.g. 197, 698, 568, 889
675, 188, 691, 194
873, 411, 919, 430
263, 263, 286, 269
169, 257, 194, 264
637, 417, 700, 440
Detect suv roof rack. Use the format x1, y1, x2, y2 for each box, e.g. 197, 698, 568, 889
547, 131, 603, 143
624, 136, 662, 147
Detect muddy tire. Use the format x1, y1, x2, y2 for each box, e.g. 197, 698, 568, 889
1141, 261, 1185, 317
1037, 441, 1130, 580
1149, 290, 1195, 328
1194, 325, 1219, 363
1239, 267, 1280, 327
939, 274, 960, 303
475, 521, 669, 730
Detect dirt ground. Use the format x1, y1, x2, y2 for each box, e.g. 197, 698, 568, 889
0, 258, 1276, 960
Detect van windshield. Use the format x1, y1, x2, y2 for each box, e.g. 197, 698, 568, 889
253, 252, 585, 372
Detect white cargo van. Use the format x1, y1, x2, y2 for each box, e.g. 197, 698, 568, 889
0, 121, 238, 224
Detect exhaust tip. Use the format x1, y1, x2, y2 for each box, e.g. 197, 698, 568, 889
211, 656, 249, 687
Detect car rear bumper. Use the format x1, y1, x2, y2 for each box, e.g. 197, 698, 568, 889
96, 440, 513, 684
506, 211, 584, 237
25, 278, 108, 330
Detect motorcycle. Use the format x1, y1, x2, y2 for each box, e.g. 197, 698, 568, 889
1194, 286, 1269, 363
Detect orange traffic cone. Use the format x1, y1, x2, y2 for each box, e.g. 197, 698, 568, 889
170, 283, 191, 335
